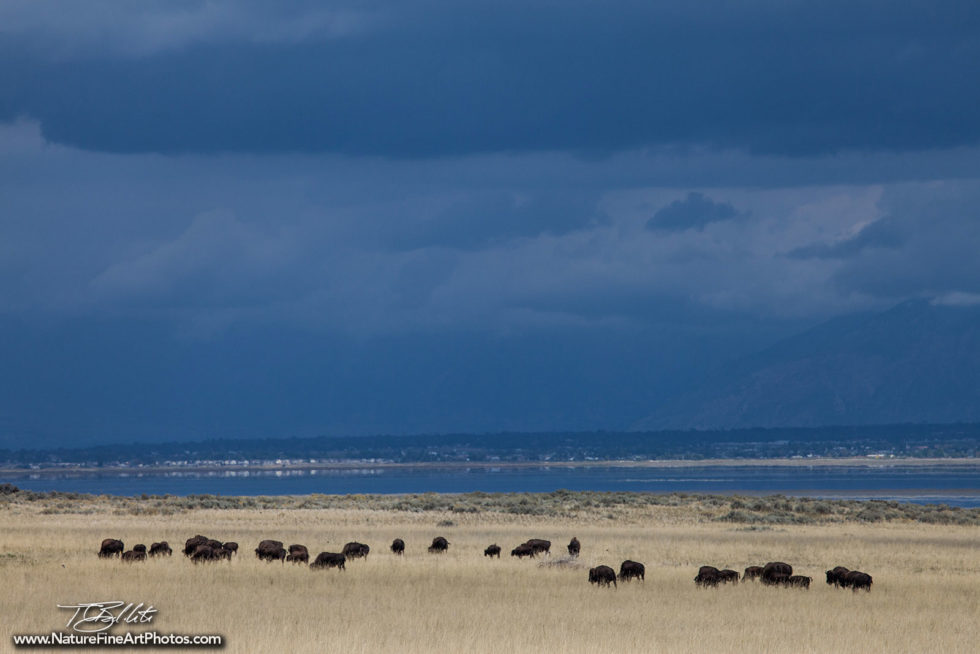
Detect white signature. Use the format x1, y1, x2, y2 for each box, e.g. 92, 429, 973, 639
57, 602, 158, 633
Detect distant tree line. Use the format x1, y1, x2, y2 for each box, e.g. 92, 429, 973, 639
0, 424, 977, 467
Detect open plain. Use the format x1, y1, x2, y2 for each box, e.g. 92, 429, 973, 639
1, 491, 977, 653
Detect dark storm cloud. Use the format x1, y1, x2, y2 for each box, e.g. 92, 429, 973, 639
645, 192, 739, 232
828, 183, 980, 300
2, 1, 979, 157
787, 216, 905, 259
382, 190, 607, 251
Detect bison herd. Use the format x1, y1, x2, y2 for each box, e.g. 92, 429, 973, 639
96, 534, 872, 592
694, 561, 872, 591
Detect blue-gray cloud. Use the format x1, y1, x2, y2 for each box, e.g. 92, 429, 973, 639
787, 216, 905, 259
2, 1, 979, 157
646, 192, 739, 232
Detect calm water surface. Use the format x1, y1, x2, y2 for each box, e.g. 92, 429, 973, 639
4, 464, 978, 507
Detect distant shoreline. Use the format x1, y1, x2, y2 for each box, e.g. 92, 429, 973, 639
1, 456, 976, 477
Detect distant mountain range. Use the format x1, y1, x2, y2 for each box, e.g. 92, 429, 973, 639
635, 299, 980, 430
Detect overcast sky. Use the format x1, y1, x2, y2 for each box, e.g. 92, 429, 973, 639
2, 1, 979, 446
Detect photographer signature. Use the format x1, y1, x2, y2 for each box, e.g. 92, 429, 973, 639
57, 602, 157, 633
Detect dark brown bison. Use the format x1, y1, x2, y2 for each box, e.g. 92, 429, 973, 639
149, 542, 172, 557
511, 544, 536, 558
428, 537, 450, 553
183, 535, 210, 557
618, 560, 645, 582
788, 575, 812, 589
391, 539, 405, 555
121, 550, 146, 563
826, 566, 850, 587
743, 566, 764, 581
191, 545, 221, 563
310, 552, 346, 570
762, 561, 793, 585
222, 542, 239, 556
523, 539, 551, 555
132, 544, 147, 554
255, 539, 287, 563
484, 544, 501, 558
718, 569, 740, 585
567, 537, 580, 557
588, 565, 617, 587
695, 565, 720, 587
286, 544, 309, 564
343, 542, 370, 559
843, 570, 873, 591
98, 538, 124, 558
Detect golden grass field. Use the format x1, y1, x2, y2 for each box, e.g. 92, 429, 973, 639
1, 494, 978, 653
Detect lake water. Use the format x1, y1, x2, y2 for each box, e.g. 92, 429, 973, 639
4, 464, 979, 507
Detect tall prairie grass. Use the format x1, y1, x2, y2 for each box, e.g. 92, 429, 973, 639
0, 494, 977, 653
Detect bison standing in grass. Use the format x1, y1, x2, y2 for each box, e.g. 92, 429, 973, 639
287, 544, 309, 564
695, 565, 720, 587
428, 537, 450, 553
98, 539, 124, 558
524, 539, 551, 555
788, 575, 812, 589
618, 560, 645, 582
310, 552, 346, 570
826, 566, 850, 587
342, 542, 370, 560
743, 566, 764, 581
255, 539, 287, 563
588, 566, 617, 588
511, 544, 535, 558
391, 539, 405, 555
843, 570, 873, 591
762, 562, 793, 586
567, 537, 580, 557
484, 544, 501, 558
149, 542, 172, 557
183, 535, 209, 557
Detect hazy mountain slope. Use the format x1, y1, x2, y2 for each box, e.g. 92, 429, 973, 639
635, 300, 980, 429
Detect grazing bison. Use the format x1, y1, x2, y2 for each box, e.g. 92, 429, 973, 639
618, 560, 645, 582
98, 538, 124, 558
132, 544, 147, 554
588, 565, 617, 587
524, 539, 551, 555
149, 542, 172, 557
428, 537, 450, 553
762, 561, 793, 585
826, 566, 850, 587
342, 542, 370, 559
718, 569, 740, 585
121, 550, 146, 563
255, 539, 287, 563
743, 566, 764, 581
310, 552, 346, 570
788, 575, 812, 589
843, 570, 873, 591
511, 544, 536, 559
763, 562, 793, 578
391, 539, 405, 555
567, 537, 580, 557
191, 545, 221, 563
183, 535, 210, 557
222, 542, 238, 556
484, 544, 501, 558
695, 565, 720, 587
287, 544, 309, 564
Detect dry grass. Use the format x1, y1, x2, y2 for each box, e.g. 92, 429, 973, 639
1, 495, 978, 653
